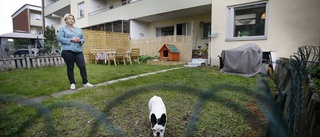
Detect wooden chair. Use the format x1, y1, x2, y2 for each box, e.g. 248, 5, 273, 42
129, 48, 140, 65
95, 51, 107, 64
106, 50, 117, 66
115, 48, 126, 65
125, 50, 132, 65
90, 49, 108, 63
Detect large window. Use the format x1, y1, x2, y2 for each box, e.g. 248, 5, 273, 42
156, 26, 174, 37
155, 23, 187, 37
227, 1, 268, 41
78, 2, 85, 18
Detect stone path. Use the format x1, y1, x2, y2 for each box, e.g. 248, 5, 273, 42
18, 67, 182, 105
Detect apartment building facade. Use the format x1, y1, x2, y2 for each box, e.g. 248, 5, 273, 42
12, 4, 43, 35
42, 0, 320, 66
210, 0, 320, 66
43, 0, 211, 62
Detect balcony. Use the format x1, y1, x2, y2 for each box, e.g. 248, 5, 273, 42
88, 0, 211, 26
44, 0, 71, 18
30, 19, 42, 27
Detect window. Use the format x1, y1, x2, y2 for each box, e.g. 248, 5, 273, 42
176, 23, 186, 35
103, 20, 129, 33
156, 26, 174, 37
155, 23, 187, 37
78, 2, 85, 18
35, 14, 42, 20
227, 1, 268, 41
201, 22, 211, 39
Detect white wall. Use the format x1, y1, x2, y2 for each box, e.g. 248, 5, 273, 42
89, 0, 106, 13
130, 20, 149, 39
71, 0, 89, 27
45, 17, 60, 29
210, 0, 320, 66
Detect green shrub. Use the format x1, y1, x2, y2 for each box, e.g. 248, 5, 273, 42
307, 65, 320, 94
139, 55, 159, 63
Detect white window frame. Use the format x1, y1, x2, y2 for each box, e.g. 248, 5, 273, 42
78, 2, 85, 19
226, 1, 268, 41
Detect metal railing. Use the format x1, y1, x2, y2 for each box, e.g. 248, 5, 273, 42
258, 45, 320, 137
88, 0, 141, 16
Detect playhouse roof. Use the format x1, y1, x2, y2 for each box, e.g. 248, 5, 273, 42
158, 44, 180, 53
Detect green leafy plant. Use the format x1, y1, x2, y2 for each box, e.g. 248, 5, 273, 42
308, 65, 320, 78
240, 26, 252, 37
139, 55, 159, 63
13, 39, 32, 46
307, 65, 320, 94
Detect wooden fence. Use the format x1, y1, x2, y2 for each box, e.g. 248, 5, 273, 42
0, 54, 64, 72
273, 56, 320, 137
82, 30, 194, 63
82, 30, 130, 63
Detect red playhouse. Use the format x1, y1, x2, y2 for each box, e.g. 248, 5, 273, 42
158, 44, 180, 61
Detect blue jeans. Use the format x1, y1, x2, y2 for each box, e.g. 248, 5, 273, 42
61, 50, 88, 84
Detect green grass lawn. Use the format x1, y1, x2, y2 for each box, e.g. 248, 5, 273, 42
0, 63, 268, 136
0, 63, 177, 97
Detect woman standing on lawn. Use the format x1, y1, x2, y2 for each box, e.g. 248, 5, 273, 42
56, 13, 94, 90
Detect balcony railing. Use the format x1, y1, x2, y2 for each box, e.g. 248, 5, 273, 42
30, 19, 42, 27
88, 0, 141, 16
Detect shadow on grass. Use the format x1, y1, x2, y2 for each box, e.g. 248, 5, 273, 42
1, 82, 276, 136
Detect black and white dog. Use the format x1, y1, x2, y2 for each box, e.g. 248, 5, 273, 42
148, 95, 167, 137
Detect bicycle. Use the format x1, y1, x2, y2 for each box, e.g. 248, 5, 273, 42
193, 43, 208, 58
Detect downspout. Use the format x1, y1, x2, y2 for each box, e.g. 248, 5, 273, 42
42, 0, 45, 35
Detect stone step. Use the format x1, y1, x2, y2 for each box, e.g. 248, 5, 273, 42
191, 58, 208, 64
184, 58, 208, 67
187, 62, 204, 65
184, 64, 201, 67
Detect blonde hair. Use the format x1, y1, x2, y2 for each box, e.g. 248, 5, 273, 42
63, 13, 75, 23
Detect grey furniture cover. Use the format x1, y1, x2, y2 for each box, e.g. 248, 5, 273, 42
220, 43, 262, 77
